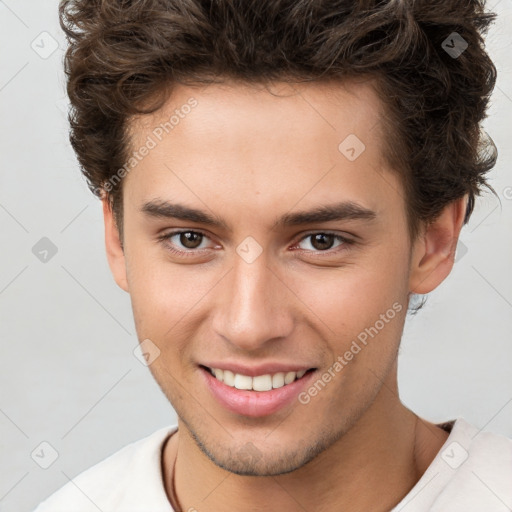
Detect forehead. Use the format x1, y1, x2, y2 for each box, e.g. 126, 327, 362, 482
124, 78, 404, 228
130, 77, 385, 152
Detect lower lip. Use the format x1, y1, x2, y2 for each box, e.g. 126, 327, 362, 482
201, 367, 316, 417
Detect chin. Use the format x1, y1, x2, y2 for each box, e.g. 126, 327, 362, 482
205, 446, 313, 477
188, 422, 341, 477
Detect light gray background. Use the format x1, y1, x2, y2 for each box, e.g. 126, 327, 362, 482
1, 1, 511, 511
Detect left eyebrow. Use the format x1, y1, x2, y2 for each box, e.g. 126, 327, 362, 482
140, 199, 377, 232
273, 201, 377, 228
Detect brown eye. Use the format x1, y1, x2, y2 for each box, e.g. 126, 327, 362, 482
158, 230, 214, 256
178, 231, 203, 249
309, 233, 336, 251
297, 232, 349, 252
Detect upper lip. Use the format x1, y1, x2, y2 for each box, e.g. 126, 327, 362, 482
200, 362, 315, 377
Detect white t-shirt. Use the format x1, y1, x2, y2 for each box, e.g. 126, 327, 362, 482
33, 417, 512, 512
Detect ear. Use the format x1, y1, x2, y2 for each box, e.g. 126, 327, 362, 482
102, 198, 129, 292
408, 195, 468, 294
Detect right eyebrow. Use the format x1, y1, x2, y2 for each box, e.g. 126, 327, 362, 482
141, 200, 231, 231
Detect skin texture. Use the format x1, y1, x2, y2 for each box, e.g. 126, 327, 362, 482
103, 79, 466, 511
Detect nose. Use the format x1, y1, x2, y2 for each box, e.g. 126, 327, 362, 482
211, 249, 294, 352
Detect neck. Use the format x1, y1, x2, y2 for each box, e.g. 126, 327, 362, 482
162, 372, 449, 512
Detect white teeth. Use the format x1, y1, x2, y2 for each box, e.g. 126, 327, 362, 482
212, 368, 224, 381
223, 369, 235, 387
284, 371, 296, 385
252, 374, 272, 391
234, 374, 253, 390
272, 372, 285, 389
208, 367, 310, 391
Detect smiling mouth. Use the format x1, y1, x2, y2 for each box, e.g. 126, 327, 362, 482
200, 365, 316, 392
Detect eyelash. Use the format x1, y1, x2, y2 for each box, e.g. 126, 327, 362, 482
157, 229, 355, 258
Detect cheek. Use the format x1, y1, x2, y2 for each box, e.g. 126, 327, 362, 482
295, 250, 409, 330
289, 243, 410, 374
127, 263, 200, 387
125, 247, 220, 352
125, 248, 182, 336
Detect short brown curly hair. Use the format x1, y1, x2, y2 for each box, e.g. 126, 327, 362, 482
59, 0, 498, 247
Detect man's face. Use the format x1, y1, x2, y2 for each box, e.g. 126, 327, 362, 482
117, 79, 415, 475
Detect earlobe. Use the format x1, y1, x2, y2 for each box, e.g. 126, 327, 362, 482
102, 198, 129, 292
408, 196, 468, 295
